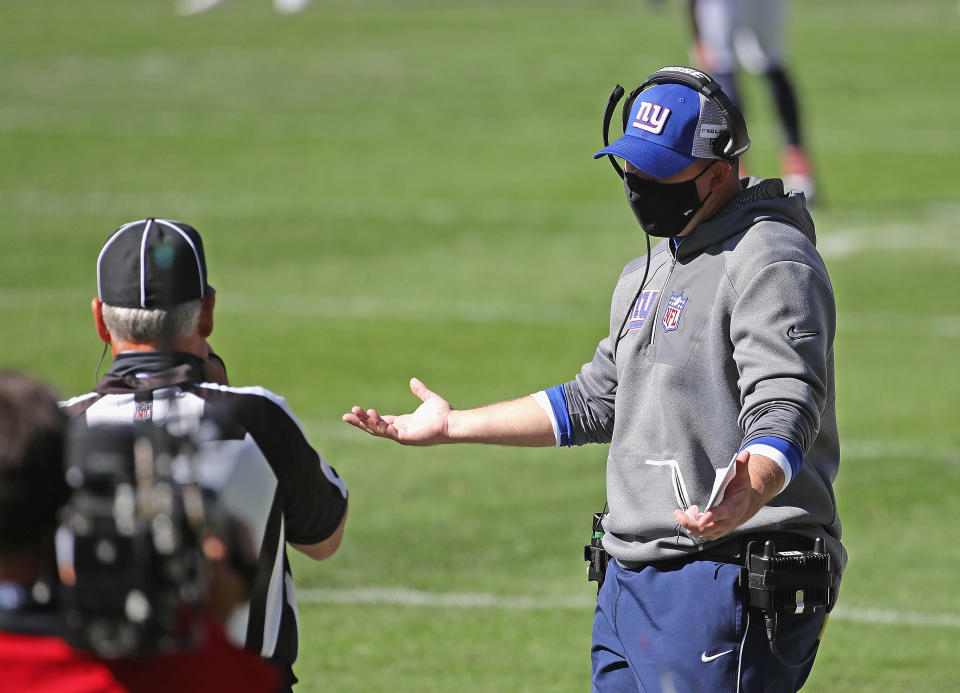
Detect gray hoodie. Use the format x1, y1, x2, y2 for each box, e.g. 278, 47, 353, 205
563, 177, 845, 573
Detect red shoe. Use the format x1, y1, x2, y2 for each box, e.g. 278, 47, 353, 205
781, 146, 817, 206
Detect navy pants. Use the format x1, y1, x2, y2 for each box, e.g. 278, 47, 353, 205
591, 558, 824, 692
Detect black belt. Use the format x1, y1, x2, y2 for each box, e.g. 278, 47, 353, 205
622, 531, 821, 573
706, 531, 818, 562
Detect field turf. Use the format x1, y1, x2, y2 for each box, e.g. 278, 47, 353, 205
1, 1, 958, 690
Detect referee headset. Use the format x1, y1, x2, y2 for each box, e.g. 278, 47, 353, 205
601, 66, 750, 351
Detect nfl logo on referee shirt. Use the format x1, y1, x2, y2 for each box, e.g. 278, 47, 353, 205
135, 400, 153, 422
662, 291, 688, 332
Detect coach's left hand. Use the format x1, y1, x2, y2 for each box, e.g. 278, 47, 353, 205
673, 450, 785, 542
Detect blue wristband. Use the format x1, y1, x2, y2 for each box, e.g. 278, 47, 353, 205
741, 436, 803, 489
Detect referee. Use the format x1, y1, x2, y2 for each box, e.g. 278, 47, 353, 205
62, 218, 349, 690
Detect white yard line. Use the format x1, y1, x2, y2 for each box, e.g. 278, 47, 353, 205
298, 587, 590, 611
840, 312, 960, 338
840, 439, 959, 465
828, 606, 960, 629
816, 225, 960, 260
297, 587, 960, 628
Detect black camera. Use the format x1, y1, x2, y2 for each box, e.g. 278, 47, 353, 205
55, 423, 208, 658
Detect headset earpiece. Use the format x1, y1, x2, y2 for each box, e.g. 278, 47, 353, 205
710, 131, 732, 159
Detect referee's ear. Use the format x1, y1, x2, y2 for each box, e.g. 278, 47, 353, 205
91, 297, 111, 345
198, 291, 215, 339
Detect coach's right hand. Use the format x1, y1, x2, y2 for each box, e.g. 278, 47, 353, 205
345, 380, 556, 448
343, 378, 452, 445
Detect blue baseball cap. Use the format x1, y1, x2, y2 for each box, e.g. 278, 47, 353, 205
594, 83, 728, 179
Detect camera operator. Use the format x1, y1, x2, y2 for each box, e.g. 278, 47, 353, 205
0, 370, 280, 693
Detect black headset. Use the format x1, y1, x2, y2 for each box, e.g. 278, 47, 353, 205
601, 65, 751, 179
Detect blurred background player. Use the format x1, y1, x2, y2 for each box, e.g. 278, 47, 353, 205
0, 371, 281, 693
175, 0, 310, 16
687, 0, 817, 203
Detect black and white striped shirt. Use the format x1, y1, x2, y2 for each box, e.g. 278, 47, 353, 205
61, 352, 348, 685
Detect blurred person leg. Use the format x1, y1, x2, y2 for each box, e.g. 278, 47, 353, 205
690, 0, 749, 175
177, 0, 310, 15
736, 0, 817, 203
274, 0, 311, 14
176, 0, 230, 15
690, 0, 743, 108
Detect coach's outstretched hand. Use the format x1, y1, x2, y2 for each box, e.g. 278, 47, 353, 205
343, 378, 452, 445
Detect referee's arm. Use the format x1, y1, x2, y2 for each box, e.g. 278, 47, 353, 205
236, 392, 349, 561
290, 503, 348, 561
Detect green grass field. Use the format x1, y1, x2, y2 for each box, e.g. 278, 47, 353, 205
2, 0, 959, 690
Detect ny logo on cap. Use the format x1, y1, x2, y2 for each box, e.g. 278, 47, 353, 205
632, 101, 671, 135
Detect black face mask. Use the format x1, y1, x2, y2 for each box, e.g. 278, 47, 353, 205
623, 162, 715, 238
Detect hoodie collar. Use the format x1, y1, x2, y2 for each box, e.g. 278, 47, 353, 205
672, 176, 815, 261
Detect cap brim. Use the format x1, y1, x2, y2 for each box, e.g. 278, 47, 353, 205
594, 135, 697, 180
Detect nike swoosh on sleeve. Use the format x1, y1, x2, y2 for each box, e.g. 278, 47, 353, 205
787, 325, 820, 340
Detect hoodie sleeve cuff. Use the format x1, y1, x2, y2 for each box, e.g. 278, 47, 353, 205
532, 386, 573, 447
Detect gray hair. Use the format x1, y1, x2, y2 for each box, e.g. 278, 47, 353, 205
101, 300, 203, 343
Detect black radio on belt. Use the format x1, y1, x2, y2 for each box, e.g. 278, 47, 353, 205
741, 537, 832, 614
584, 512, 610, 591
741, 537, 833, 668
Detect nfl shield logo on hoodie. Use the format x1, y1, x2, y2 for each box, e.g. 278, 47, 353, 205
134, 399, 153, 422
662, 291, 688, 333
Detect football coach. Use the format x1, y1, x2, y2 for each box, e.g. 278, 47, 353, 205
344, 66, 844, 692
